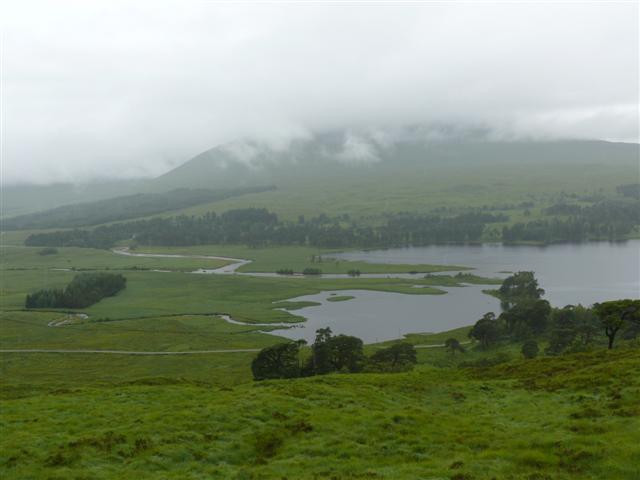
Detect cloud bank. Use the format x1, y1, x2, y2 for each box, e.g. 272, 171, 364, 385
1, 1, 638, 184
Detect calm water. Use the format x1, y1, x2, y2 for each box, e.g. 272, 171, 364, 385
271, 241, 640, 343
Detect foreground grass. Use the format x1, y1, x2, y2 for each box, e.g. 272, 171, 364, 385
1, 348, 638, 479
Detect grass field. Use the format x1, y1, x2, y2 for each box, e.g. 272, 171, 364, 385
1, 348, 638, 479
0, 245, 230, 271
1, 228, 638, 478
128, 244, 471, 274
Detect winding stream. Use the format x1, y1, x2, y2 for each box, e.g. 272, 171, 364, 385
110, 241, 640, 343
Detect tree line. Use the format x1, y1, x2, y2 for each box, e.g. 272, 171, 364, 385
25, 208, 506, 249
25, 273, 127, 309
468, 271, 640, 356
251, 327, 418, 381
503, 199, 640, 243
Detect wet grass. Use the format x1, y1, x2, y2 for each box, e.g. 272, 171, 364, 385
130, 244, 470, 274
1, 348, 638, 479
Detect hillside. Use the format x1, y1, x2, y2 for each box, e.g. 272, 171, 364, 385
2, 186, 275, 231
152, 137, 640, 221
2, 348, 638, 479
4, 136, 638, 227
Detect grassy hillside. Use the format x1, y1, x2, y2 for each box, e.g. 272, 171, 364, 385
1, 348, 638, 479
153, 139, 639, 221
2, 186, 274, 230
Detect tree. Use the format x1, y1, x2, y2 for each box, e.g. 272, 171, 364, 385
368, 342, 417, 371
308, 327, 334, 374
593, 300, 640, 349
546, 305, 600, 355
500, 299, 551, 339
444, 338, 465, 354
521, 340, 539, 359
328, 335, 365, 372
306, 328, 365, 375
251, 342, 302, 380
498, 271, 545, 309
469, 312, 503, 349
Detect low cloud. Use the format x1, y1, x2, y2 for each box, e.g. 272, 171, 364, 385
1, 1, 637, 184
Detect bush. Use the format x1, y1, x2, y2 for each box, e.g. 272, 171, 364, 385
367, 343, 417, 372
302, 268, 322, 275
251, 342, 302, 380
521, 340, 540, 359
38, 247, 58, 255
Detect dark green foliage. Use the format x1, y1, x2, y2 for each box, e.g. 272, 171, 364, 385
302, 268, 322, 275
593, 299, 640, 349
25, 273, 126, 309
347, 269, 361, 277
500, 299, 551, 339
468, 313, 503, 349
38, 247, 58, 256
368, 342, 417, 371
276, 269, 294, 275
4, 186, 275, 230
498, 271, 545, 307
521, 340, 539, 359
546, 305, 600, 355
306, 328, 365, 374
503, 199, 640, 243
444, 338, 466, 354
251, 342, 302, 380
327, 335, 365, 372
24, 209, 506, 249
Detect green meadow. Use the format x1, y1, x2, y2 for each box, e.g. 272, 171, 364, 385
1, 236, 638, 479
1, 348, 638, 479
128, 244, 471, 274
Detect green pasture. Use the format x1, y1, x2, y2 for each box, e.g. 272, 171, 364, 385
1, 348, 638, 479
129, 244, 470, 274
0, 245, 229, 271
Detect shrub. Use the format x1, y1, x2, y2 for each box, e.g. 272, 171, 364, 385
302, 268, 322, 275
522, 340, 540, 359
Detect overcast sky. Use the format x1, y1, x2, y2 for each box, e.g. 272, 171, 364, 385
1, 1, 638, 185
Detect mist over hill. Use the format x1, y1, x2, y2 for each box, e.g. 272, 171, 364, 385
2, 131, 638, 219
151, 132, 639, 191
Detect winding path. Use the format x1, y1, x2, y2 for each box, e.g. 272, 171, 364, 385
0, 342, 465, 355
0, 348, 260, 355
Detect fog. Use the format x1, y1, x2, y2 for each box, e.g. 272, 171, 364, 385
1, 1, 638, 185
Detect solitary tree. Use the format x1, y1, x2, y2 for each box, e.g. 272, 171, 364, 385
444, 338, 465, 354
593, 299, 640, 349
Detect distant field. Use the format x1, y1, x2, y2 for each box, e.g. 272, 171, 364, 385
131, 244, 470, 274
0, 246, 230, 272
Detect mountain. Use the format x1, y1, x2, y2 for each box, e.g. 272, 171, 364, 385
150, 132, 639, 191
3, 131, 638, 222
